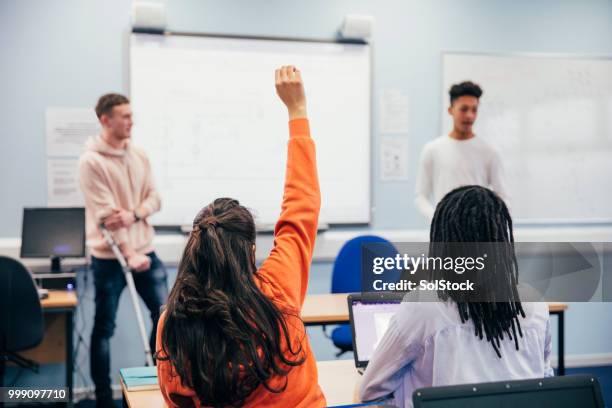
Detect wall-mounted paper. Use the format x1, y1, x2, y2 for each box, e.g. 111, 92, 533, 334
46, 107, 99, 206
46, 107, 99, 157
380, 89, 409, 134
380, 136, 409, 181
47, 158, 84, 206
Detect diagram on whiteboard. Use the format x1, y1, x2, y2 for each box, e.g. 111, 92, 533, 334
131, 34, 371, 226
443, 53, 612, 222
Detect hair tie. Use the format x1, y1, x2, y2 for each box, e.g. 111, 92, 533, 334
201, 216, 219, 229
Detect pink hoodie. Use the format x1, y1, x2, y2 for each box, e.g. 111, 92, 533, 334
78, 135, 161, 259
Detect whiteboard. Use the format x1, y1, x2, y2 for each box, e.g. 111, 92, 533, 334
442, 53, 612, 222
130, 33, 371, 226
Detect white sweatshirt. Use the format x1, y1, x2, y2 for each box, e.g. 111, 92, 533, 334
415, 134, 509, 220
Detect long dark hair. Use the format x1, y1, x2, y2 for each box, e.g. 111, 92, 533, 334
157, 198, 304, 407
430, 185, 525, 358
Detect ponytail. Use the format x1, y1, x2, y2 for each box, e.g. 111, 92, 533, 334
157, 198, 305, 407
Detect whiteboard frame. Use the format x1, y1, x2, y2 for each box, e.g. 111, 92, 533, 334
440, 51, 612, 226
127, 30, 373, 228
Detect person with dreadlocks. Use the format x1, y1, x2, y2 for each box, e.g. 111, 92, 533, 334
359, 185, 553, 408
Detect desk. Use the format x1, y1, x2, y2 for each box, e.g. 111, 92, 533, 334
121, 360, 359, 408
302, 294, 569, 375
19, 290, 77, 406
318, 359, 361, 406
121, 297, 568, 407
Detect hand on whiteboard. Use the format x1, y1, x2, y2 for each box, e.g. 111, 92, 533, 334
275, 65, 307, 120
127, 253, 151, 272
104, 209, 136, 231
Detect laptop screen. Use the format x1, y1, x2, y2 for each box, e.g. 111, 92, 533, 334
351, 298, 402, 364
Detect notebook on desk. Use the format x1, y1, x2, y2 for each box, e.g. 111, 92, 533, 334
120, 366, 159, 391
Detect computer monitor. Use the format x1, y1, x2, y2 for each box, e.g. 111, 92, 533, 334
20, 207, 86, 273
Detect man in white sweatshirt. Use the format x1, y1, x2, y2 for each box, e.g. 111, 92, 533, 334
415, 81, 509, 221
79, 93, 168, 408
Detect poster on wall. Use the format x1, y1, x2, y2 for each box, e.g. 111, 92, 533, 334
379, 89, 410, 134
380, 136, 409, 181
45, 107, 100, 206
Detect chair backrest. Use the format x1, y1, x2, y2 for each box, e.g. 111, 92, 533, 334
331, 235, 398, 294
413, 374, 605, 408
0, 256, 44, 352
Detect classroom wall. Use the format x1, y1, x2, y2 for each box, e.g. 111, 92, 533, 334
3, 0, 611, 237
2, 0, 612, 393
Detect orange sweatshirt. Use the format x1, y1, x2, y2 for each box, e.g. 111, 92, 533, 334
156, 118, 326, 407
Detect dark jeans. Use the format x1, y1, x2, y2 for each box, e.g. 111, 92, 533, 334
90, 252, 168, 402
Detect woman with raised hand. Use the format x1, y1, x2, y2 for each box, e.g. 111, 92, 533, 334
156, 65, 325, 407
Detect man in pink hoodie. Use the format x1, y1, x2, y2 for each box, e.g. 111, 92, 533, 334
79, 93, 168, 408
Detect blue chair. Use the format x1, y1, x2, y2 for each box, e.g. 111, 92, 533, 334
328, 235, 398, 356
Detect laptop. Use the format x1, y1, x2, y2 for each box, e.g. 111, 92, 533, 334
348, 292, 403, 374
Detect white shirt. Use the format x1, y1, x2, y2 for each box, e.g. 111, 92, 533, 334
359, 294, 553, 408
415, 134, 509, 220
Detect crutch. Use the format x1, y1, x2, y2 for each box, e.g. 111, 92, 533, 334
99, 224, 154, 366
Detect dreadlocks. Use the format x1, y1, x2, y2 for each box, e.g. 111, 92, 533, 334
429, 185, 525, 358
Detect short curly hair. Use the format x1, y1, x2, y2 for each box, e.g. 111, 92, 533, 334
449, 81, 482, 105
